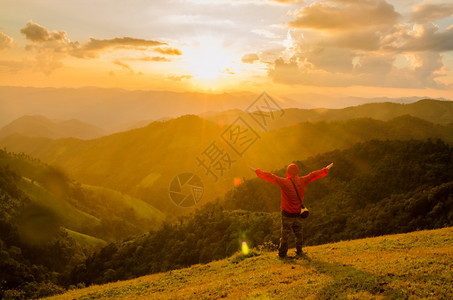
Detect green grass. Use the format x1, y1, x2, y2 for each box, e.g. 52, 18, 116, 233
19, 177, 100, 231
48, 227, 453, 299
63, 228, 107, 248
82, 184, 165, 221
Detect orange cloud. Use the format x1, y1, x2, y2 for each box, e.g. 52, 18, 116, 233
113, 60, 133, 72
268, 0, 452, 90
166, 74, 192, 81
289, 0, 400, 30
139, 56, 171, 62
75, 37, 166, 58
0, 32, 14, 50
19, 21, 175, 74
409, 3, 453, 24
242, 53, 260, 64
20, 21, 67, 42
154, 47, 182, 56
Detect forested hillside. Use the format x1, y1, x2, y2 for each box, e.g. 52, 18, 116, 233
68, 139, 453, 288
0, 151, 164, 298
1, 114, 452, 216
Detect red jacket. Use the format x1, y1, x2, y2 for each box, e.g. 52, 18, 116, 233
256, 164, 328, 213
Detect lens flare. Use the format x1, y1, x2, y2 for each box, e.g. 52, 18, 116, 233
241, 240, 249, 255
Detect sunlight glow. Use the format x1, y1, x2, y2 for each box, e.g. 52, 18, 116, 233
183, 38, 236, 82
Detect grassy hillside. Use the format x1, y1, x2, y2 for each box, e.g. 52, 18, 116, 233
48, 226, 453, 299
0, 150, 164, 242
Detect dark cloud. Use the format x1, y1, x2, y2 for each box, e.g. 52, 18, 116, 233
383, 23, 453, 52
242, 53, 260, 64
409, 3, 453, 24
0, 32, 13, 50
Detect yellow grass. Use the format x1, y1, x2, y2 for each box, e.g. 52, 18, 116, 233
48, 227, 453, 299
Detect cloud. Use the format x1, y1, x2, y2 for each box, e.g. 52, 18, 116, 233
242, 53, 260, 63
0, 32, 13, 50
166, 74, 192, 81
289, 0, 400, 30
19, 21, 174, 74
153, 47, 182, 55
186, 0, 304, 4
251, 29, 279, 39
139, 56, 171, 62
266, 0, 453, 89
383, 23, 453, 53
113, 60, 134, 73
0, 60, 29, 73
75, 37, 166, 58
269, 50, 448, 89
268, 56, 353, 86
409, 3, 453, 24
20, 21, 67, 42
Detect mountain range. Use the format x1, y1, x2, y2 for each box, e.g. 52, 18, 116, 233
1, 96, 453, 298
0, 115, 105, 140
1, 86, 449, 133
1, 100, 453, 215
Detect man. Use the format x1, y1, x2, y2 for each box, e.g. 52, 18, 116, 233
251, 162, 333, 258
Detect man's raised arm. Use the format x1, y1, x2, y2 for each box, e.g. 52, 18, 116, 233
250, 166, 279, 185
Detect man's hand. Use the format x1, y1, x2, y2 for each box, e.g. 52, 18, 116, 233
326, 163, 334, 170
249, 166, 257, 172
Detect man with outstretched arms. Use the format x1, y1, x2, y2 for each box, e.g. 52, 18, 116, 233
251, 162, 333, 258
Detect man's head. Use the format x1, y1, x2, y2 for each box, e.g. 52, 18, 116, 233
286, 163, 299, 178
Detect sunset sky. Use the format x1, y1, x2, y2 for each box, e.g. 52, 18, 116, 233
1, 0, 453, 99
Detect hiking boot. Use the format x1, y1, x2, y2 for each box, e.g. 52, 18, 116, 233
295, 250, 305, 257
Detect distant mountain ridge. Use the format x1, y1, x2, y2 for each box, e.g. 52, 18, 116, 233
201, 99, 453, 131
1, 86, 450, 132
0, 115, 105, 140
0, 86, 257, 132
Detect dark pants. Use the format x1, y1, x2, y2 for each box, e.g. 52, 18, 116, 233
279, 211, 303, 257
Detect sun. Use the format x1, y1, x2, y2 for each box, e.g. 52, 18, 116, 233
183, 38, 236, 82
